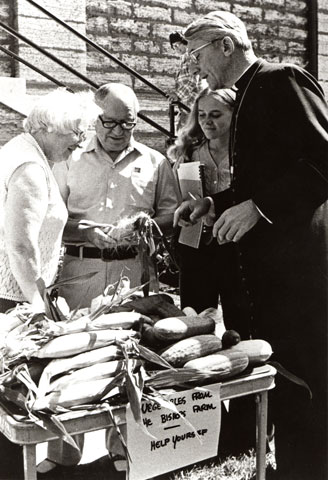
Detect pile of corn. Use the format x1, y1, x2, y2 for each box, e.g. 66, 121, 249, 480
0, 289, 187, 414
0, 291, 272, 418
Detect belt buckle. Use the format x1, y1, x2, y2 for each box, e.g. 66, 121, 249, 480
100, 248, 112, 262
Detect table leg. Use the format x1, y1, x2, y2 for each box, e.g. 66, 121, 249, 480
255, 391, 268, 480
23, 444, 37, 480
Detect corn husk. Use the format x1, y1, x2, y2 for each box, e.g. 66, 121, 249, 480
38, 312, 143, 337
144, 367, 230, 389
32, 377, 121, 411
37, 344, 124, 394
34, 329, 138, 359
4, 322, 49, 359
0, 313, 24, 338
48, 359, 140, 394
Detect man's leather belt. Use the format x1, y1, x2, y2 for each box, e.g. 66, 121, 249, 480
66, 245, 138, 262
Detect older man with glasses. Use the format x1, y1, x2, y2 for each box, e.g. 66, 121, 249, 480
174, 10, 328, 480
37, 83, 179, 475
53, 82, 179, 311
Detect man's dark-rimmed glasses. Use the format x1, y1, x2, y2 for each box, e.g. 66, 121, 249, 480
99, 116, 136, 130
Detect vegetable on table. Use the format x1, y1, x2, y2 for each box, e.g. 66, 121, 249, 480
160, 334, 222, 367
153, 315, 215, 341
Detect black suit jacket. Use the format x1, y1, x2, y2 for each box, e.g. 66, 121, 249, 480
211, 59, 328, 347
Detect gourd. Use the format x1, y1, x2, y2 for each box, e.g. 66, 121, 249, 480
153, 316, 215, 341
231, 339, 273, 366
160, 334, 222, 367
184, 350, 249, 380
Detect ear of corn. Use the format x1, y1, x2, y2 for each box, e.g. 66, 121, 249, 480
34, 329, 138, 359
47, 359, 141, 394
37, 344, 124, 396
39, 312, 143, 337
33, 377, 120, 411
0, 313, 23, 337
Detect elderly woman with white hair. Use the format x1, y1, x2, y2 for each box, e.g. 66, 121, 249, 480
0, 88, 97, 478
168, 87, 237, 314
0, 88, 97, 315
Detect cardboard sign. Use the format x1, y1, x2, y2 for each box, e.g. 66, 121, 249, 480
126, 383, 221, 480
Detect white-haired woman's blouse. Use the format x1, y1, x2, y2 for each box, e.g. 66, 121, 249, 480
0, 133, 67, 302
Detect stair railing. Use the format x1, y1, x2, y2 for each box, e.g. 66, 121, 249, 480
0, 44, 68, 89
25, 0, 190, 138
0, 21, 173, 137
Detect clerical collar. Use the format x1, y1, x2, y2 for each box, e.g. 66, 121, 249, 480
235, 58, 264, 93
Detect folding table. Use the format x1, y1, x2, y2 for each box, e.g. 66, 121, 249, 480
0, 364, 276, 480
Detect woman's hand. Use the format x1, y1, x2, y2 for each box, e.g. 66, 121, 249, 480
168, 92, 179, 103
173, 198, 211, 227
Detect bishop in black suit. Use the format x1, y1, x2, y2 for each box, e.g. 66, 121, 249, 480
175, 11, 328, 480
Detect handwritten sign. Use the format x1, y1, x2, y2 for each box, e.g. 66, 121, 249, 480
126, 383, 221, 480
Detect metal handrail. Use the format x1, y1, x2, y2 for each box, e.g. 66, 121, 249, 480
0, 44, 68, 89
25, 0, 189, 114
0, 21, 98, 87
0, 21, 172, 137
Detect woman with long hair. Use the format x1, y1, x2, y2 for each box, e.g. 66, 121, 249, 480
168, 87, 240, 314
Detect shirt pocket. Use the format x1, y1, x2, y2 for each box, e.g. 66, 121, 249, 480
127, 168, 155, 212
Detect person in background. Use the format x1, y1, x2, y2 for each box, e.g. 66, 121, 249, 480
174, 10, 328, 480
168, 31, 204, 131
54, 82, 180, 311
168, 87, 237, 314
0, 88, 96, 480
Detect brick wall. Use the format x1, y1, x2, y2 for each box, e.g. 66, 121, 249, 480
15, 0, 87, 94
0, 0, 15, 77
0, 0, 326, 149
86, 0, 310, 150
318, 0, 328, 97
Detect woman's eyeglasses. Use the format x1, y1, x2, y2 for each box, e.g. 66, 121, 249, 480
72, 129, 87, 142
99, 116, 137, 131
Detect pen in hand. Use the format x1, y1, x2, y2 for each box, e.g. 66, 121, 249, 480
188, 192, 197, 200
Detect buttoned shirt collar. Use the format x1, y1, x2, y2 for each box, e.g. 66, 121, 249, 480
84, 135, 145, 163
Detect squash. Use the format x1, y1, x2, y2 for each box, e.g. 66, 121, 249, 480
231, 339, 273, 366
160, 334, 222, 367
153, 316, 215, 341
184, 350, 249, 380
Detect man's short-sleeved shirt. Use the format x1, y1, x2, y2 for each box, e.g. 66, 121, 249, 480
54, 135, 179, 229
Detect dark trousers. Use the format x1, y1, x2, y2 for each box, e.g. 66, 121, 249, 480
178, 240, 254, 333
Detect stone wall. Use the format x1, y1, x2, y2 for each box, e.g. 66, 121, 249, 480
86, 0, 310, 150
0, 0, 15, 77
0, 0, 326, 149
318, 0, 328, 97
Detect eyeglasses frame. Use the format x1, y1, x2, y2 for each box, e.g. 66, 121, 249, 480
189, 37, 223, 64
98, 116, 137, 131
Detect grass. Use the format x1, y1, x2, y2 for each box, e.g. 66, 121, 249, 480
168, 450, 276, 480
52, 449, 275, 480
